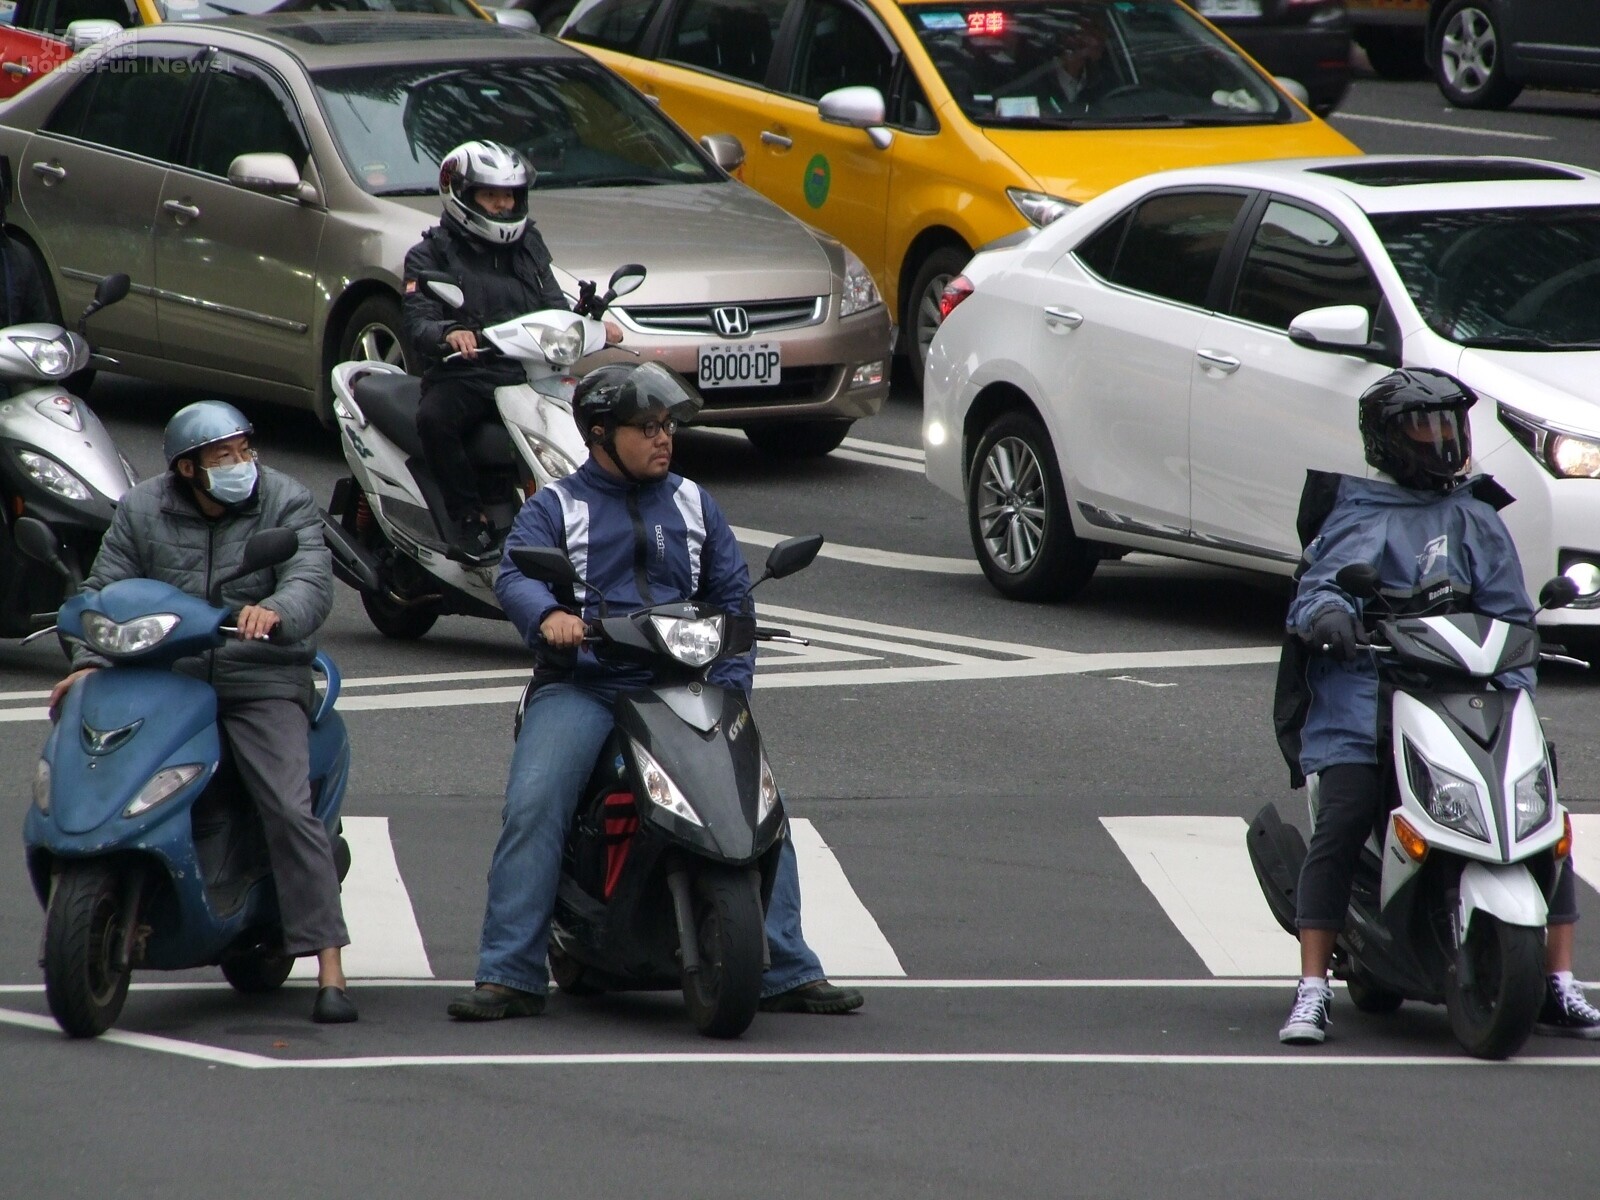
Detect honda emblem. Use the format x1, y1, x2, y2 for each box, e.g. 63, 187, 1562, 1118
711, 306, 750, 338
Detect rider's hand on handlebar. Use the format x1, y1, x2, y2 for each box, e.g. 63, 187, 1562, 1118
1308, 606, 1366, 662
444, 328, 480, 360
540, 610, 589, 649
236, 604, 281, 642
604, 320, 623, 346
47, 667, 99, 721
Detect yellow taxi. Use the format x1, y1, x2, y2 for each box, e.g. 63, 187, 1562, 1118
561, 0, 1359, 380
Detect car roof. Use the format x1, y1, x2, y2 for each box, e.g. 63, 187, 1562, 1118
136, 13, 589, 70
1131, 155, 1600, 215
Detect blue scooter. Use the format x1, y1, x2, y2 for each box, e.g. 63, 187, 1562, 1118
15, 518, 355, 1038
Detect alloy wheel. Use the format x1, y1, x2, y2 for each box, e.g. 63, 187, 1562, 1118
976, 436, 1047, 574
1440, 7, 1497, 95
354, 322, 404, 366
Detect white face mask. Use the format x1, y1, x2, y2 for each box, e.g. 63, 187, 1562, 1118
202, 459, 258, 505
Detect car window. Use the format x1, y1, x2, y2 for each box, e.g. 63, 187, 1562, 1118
1098, 191, 1245, 308
1073, 207, 1129, 278
562, 0, 664, 53
42, 46, 201, 162
659, 0, 786, 86
13, 0, 134, 35
892, 61, 937, 131
788, 0, 891, 101
183, 57, 310, 179
1229, 200, 1380, 330
315, 59, 720, 193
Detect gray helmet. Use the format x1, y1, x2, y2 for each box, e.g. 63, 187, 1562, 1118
163, 400, 254, 468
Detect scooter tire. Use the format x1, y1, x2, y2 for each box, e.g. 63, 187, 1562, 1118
43, 862, 132, 1038
1345, 973, 1404, 1014
360, 588, 439, 640
682, 866, 763, 1040
549, 946, 604, 997
221, 945, 295, 994
1445, 915, 1545, 1060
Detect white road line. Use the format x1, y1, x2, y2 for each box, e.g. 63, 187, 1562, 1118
1330, 112, 1553, 141
841, 436, 924, 462
1567, 815, 1600, 899
825, 448, 924, 474
1101, 816, 1300, 978
790, 818, 905, 978
695, 426, 924, 472
289, 817, 433, 980
732, 526, 981, 576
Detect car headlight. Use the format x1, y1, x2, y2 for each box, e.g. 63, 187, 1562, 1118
12, 334, 78, 378
124, 763, 204, 818
81, 611, 180, 656
1404, 740, 1488, 841
757, 749, 779, 824
1007, 188, 1078, 229
17, 449, 91, 501
649, 613, 723, 667
630, 739, 703, 827
33, 759, 50, 814
1499, 404, 1600, 479
1513, 761, 1554, 839
532, 322, 584, 368
840, 249, 882, 317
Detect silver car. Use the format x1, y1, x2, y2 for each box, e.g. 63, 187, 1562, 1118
0, 15, 892, 456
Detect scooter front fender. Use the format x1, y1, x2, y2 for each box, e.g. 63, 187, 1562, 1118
1459, 861, 1548, 936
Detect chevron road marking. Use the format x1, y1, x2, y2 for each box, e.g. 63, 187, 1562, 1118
790, 818, 905, 978
290, 816, 432, 980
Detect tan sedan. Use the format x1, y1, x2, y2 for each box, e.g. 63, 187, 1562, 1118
0, 15, 892, 456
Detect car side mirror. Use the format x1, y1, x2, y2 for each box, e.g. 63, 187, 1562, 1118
817, 86, 893, 150
1287, 304, 1400, 367
209, 528, 298, 605
1274, 76, 1311, 108
492, 7, 539, 29
1335, 562, 1380, 600
607, 263, 646, 300
699, 133, 745, 175
228, 153, 320, 205
65, 18, 121, 50
512, 546, 583, 586
757, 534, 824, 584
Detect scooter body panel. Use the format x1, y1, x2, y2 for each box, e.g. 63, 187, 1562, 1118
1459, 861, 1548, 932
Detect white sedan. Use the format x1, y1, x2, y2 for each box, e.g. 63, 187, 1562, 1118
923, 155, 1600, 631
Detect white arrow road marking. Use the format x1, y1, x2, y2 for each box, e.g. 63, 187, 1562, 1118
1101, 816, 1300, 978
732, 525, 980, 575
790, 818, 904, 978
290, 816, 433, 980
1567, 815, 1600, 899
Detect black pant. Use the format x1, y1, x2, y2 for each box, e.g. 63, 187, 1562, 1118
417, 375, 499, 522
1296, 762, 1578, 929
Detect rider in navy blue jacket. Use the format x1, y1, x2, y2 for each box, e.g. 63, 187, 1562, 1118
447, 363, 864, 1022
1274, 369, 1598, 1046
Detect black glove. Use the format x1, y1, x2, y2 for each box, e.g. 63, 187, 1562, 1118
1307, 606, 1366, 662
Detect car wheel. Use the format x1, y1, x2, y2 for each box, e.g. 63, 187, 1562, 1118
1433, 0, 1522, 109
966, 411, 1098, 601
1357, 27, 1426, 80
905, 245, 970, 390
742, 419, 852, 458
338, 295, 410, 369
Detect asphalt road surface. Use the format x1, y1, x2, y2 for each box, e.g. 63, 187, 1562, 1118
4, 75, 1600, 1200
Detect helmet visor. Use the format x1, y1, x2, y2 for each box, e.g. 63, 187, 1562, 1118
1391, 407, 1470, 481
615, 362, 703, 424
467, 184, 529, 224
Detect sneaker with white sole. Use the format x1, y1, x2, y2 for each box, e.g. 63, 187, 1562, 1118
1279, 978, 1333, 1044
1534, 975, 1600, 1040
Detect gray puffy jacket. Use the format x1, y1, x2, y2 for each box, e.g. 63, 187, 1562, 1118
71, 466, 333, 705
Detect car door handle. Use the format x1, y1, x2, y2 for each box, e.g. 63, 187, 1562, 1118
1196, 348, 1240, 373
760, 130, 793, 149
31, 160, 65, 182
163, 199, 201, 221
1043, 306, 1083, 330
3, 61, 32, 77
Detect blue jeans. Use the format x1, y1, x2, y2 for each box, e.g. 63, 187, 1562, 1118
475, 682, 825, 998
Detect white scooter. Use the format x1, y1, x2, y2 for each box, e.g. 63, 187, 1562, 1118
1249, 562, 1594, 1059
324, 265, 644, 639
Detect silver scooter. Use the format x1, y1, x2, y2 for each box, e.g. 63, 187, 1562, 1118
0, 273, 133, 642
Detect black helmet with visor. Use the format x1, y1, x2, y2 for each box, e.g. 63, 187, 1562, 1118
572, 362, 702, 482
1358, 368, 1474, 492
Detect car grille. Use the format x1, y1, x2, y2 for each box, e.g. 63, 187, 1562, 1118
695, 365, 837, 408
619, 297, 827, 336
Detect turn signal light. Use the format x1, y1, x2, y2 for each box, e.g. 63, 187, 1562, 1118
1556, 813, 1573, 860
1393, 814, 1429, 862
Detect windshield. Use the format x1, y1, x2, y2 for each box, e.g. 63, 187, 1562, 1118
1373, 205, 1600, 350
313, 60, 721, 194
904, 0, 1291, 128
156, 0, 479, 17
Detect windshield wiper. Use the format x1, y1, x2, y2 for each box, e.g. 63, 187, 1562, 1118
559, 175, 674, 188
371, 186, 438, 197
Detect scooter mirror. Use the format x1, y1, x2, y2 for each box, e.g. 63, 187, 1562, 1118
1539, 575, 1581, 611
210, 528, 299, 605
1335, 562, 1380, 600
94, 273, 131, 307
761, 534, 824, 582
13, 516, 71, 578
426, 280, 466, 310
608, 264, 646, 299
511, 546, 583, 586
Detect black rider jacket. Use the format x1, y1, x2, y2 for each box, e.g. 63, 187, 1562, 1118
401, 215, 567, 385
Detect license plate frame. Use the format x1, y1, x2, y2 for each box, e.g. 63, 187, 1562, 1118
697, 342, 782, 389
1197, 0, 1262, 16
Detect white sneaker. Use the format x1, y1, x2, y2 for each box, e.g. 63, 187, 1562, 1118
1279, 978, 1333, 1045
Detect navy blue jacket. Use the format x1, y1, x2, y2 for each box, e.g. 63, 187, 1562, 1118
495, 459, 754, 695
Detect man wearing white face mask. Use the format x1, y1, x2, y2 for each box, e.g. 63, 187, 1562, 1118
48, 401, 355, 1024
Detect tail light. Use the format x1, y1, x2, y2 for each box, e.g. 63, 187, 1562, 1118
938, 275, 974, 321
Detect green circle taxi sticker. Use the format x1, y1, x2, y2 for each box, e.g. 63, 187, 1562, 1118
803, 154, 830, 209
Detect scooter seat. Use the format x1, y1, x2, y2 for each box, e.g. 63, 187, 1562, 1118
353, 373, 519, 470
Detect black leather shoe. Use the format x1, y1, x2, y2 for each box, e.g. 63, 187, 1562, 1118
758, 980, 864, 1014
447, 984, 546, 1021
311, 986, 358, 1024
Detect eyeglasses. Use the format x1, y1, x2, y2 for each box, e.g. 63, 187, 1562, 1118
626, 418, 680, 439
199, 444, 257, 467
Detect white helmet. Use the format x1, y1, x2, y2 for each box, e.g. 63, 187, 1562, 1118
438, 140, 532, 245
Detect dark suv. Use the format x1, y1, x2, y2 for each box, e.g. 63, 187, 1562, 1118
1193, 0, 1352, 115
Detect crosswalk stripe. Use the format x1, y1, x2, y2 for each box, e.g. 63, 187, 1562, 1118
291, 816, 433, 980
790, 818, 905, 978
1567, 815, 1600, 899
1101, 816, 1300, 978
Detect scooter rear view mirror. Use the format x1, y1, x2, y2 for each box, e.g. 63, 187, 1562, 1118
1539, 575, 1581, 612
757, 533, 824, 585
94, 273, 130, 307
422, 276, 465, 309
13, 516, 72, 579
209, 528, 299, 604
1335, 562, 1380, 600
607, 264, 646, 299
511, 546, 583, 586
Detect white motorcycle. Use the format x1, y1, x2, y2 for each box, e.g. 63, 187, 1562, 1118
324, 265, 644, 639
1250, 562, 1595, 1059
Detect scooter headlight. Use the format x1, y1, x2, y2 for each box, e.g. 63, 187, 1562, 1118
757, 750, 779, 824
81, 611, 180, 656
523, 436, 579, 481
1514, 762, 1554, 839
12, 333, 79, 378
1404, 740, 1488, 841
16, 449, 91, 501
124, 763, 204, 818
629, 739, 703, 828
33, 759, 50, 814
649, 614, 723, 668
533, 323, 584, 368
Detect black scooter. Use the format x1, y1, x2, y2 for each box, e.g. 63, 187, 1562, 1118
508, 534, 821, 1039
